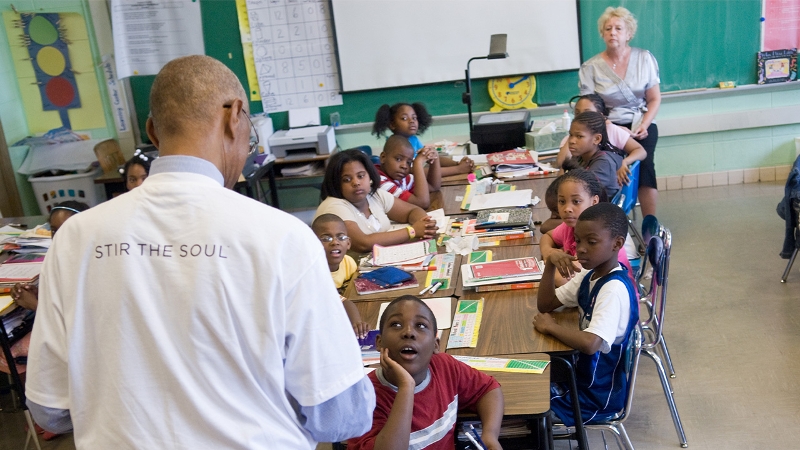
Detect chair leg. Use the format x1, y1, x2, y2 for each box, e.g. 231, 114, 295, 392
659, 335, 676, 378
23, 410, 42, 450
643, 349, 688, 447
781, 248, 798, 282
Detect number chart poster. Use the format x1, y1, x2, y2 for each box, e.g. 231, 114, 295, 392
246, 0, 342, 113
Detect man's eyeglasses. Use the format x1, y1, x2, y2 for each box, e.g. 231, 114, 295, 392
319, 234, 350, 243
223, 104, 259, 155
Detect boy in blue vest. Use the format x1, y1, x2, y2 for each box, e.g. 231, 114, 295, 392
533, 203, 639, 425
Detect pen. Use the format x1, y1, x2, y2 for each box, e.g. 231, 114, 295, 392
6, 223, 26, 228
464, 429, 484, 450
419, 284, 434, 295
429, 281, 443, 294
468, 424, 487, 449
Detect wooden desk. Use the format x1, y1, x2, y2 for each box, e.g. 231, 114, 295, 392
440, 173, 470, 186
1, 216, 47, 228
345, 255, 462, 302
451, 244, 577, 355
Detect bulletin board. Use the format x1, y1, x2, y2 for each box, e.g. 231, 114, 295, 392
3, 11, 107, 133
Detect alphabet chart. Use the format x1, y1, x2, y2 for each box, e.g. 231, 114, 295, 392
246, 0, 342, 113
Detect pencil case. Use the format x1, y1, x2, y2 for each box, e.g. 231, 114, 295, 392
360, 266, 413, 288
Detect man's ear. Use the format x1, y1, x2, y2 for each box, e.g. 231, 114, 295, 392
145, 117, 160, 148
223, 98, 246, 143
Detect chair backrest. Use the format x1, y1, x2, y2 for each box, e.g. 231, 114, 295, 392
611, 160, 641, 214
616, 324, 643, 423
637, 230, 671, 350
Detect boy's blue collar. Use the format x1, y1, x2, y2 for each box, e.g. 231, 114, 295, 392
376, 367, 431, 394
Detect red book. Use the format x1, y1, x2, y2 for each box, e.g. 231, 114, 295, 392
486, 149, 537, 168
470, 257, 542, 280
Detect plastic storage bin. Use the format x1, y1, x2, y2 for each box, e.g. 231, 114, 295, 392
28, 167, 106, 214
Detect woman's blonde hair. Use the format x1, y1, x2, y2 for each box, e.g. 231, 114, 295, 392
597, 6, 637, 40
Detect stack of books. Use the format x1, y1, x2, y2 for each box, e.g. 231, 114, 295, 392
0, 224, 51, 254
460, 257, 544, 291
0, 261, 42, 295
486, 149, 556, 179
458, 208, 534, 246
359, 239, 437, 273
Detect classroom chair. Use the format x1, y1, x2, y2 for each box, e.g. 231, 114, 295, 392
353, 145, 381, 165
553, 326, 643, 450
638, 229, 688, 448
583, 325, 643, 450
611, 161, 645, 255
779, 199, 800, 282
0, 310, 42, 450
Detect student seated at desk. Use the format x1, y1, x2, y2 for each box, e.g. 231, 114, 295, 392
540, 169, 633, 287
311, 214, 370, 338
315, 149, 438, 254
4, 201, 88, 441
376, 135, 441, 210
557, 94, 646, 187
372, 102, 475, 177
539, 175, 564, 235
121, 150, 152, 191
533, 203, 639, 427
562, 111, 624, 199
349, 295, 504, 450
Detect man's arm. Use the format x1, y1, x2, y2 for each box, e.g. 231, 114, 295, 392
298, 376, 375, 442
26, 400, 73, 434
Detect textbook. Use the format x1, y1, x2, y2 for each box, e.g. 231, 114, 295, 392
372, 239, 436, 267
353, 275, 419, 295
476, 208, 533, 229
461, 257, 544, 288
486, 149, 537, 170
470, 257, 542, 279
474, 281, 538, 292
460, 182, 515, 210
0, 262, 42, 283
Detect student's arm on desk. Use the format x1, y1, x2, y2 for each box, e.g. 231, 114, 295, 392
422, 148, 441, 192
533, 261, 603, 355
475, 388, 505, 450
440, 155, 474, 177
403, 149, 433, 209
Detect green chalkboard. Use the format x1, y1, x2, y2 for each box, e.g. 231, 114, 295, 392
129, 0, 761, 143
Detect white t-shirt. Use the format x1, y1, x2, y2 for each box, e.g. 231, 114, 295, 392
26, 167, 366, 449
555, 267, 631, 354
314, 189, 395, 234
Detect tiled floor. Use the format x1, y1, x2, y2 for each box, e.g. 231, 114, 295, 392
2, 181, 797, 449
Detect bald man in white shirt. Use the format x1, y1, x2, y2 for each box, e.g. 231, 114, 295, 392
25, 55, 374, 449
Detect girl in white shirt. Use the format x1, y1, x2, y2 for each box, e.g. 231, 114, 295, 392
315, 149, 438, 253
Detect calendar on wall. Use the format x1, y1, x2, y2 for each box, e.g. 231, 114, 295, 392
246, 0, 343, 113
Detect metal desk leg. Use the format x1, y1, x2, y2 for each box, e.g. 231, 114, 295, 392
550, 354, 588, 450
266, 163, 279, 208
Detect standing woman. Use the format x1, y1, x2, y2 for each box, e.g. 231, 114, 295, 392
579, 6, 661, 216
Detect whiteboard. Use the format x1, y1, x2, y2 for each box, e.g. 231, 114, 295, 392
331, 0, 581, 92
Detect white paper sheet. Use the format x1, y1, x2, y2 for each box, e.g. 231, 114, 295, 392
285, 125, 328, 137
376, 297, 452, 330
112, 0, 205, 78
468, 189, 533, 211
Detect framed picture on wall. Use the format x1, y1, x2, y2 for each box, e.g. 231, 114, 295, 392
757, 48, 798, 84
